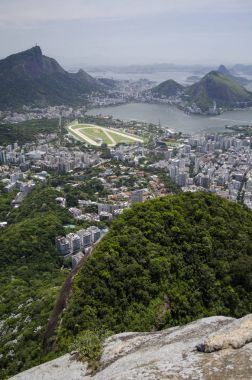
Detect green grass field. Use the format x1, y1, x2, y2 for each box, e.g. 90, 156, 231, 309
82, 128, 113, 145
67, 123, 143, 146
67, 128, 84, 142
108, 130, 141, 144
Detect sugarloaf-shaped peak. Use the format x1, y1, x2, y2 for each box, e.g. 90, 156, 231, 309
77, 68, 85, 75
217, 64, 250, 86
218, 64, 230, 76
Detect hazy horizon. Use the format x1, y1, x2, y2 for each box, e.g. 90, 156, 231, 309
1, 0, 252, 67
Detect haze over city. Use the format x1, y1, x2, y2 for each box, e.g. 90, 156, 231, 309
1, 0, 252, 66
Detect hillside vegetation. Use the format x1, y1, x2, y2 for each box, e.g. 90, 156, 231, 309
151, 70, 252, 111
186, 71, 252, 111
0, 119, 59, 145
151, 79, 184, 97
0, 186, 73, 378
58, 192, 252, 349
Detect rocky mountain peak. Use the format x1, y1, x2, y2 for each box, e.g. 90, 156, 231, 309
0, 47, 102, 108
25, 45, 43, 57
218, 64, 230, 76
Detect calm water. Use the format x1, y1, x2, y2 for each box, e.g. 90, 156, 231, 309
87, 103, 252, 134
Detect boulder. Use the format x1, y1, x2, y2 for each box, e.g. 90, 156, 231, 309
198, 313, 252, 352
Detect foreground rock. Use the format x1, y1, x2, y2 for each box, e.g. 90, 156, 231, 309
198, 313, 252, 353
11, 315, 252, 380
11, 354, 89, 380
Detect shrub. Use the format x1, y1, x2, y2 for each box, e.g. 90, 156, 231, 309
70, 329, 112, 370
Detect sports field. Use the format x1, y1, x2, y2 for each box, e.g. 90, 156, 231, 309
67, 123, 143, 146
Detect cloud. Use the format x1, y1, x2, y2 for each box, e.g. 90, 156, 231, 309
0, 0, 251, 65
0, 0, 252, 25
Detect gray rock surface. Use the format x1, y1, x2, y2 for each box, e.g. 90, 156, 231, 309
10, 315, 252, 380
199, 313, 252, 353
10, 354, 90, 380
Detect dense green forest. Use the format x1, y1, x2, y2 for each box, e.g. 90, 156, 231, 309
2, 189, 252, 377
0, 186, 73, 379
0, 119, 58, 145
58, 192, 252, 350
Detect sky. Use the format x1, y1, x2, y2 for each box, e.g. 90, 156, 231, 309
0, 0, 252, 67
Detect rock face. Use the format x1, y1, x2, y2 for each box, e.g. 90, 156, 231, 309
11, 315, 252, 380
11, 354, 89, 380
198, 313, 252, 353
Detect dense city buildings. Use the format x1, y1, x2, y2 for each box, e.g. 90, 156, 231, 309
2, 122, 252, 218
150, 132, 252, 208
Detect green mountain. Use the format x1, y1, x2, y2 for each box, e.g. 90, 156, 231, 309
0, 46, 106, 109
151, 79, 184, 97
58, 192, 252, 349
217, 64, 250, 86
151, 70, 252, 112
185, 71, 252, 111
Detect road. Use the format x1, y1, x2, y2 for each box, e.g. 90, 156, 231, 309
43, 238, 102, 351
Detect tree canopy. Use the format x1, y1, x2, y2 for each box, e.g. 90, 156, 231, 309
58, 192, 252, 349
0, 186, 72, 378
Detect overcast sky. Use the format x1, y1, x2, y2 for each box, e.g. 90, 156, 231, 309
0, 0, 252, 67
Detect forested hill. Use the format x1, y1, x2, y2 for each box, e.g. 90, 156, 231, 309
185, 71, 252, 111
0, 186, 73, 378
151, 79, 184, 97
151, 70, 252, 111
0, 46, 106, 109
58, 192, 252, 349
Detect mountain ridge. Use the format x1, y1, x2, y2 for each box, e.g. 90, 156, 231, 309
151, 69, 252, 112
0, 46, 105, 109
0, 46, 65, 79
186, 70, 252, 111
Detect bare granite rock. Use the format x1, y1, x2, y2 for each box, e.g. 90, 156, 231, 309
10, 354, 90, 380
10, 315, 252, 380
198, 313, 252, 353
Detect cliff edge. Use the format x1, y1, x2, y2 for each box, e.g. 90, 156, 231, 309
11, 314, 252, 380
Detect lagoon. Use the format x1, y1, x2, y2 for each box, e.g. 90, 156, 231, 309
87, 103, 252, 134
